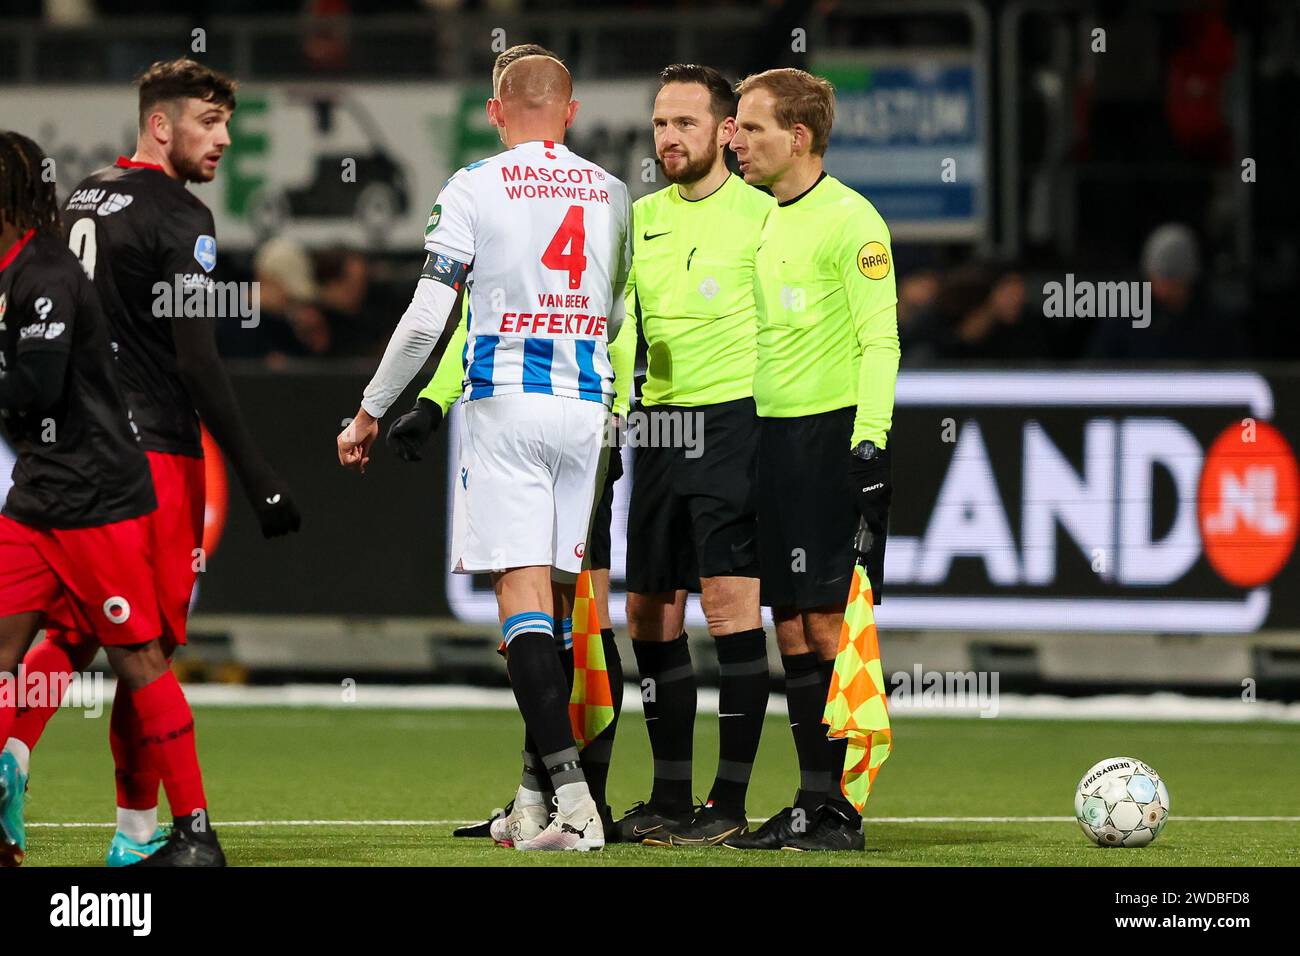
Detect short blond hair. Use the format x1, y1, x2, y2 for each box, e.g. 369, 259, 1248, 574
493, 44, 561, 93
735, 68, 835, 156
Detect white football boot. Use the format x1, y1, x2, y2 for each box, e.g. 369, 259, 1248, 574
516, 794, 605, 852
489, 800, 549, 848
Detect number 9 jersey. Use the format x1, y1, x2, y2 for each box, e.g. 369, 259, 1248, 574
423, 140, 632, 408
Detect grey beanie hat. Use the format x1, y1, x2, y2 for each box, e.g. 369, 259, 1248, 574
1141, 223, 1200, 281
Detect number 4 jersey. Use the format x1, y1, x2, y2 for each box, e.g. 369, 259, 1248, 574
424, 140, 632, 407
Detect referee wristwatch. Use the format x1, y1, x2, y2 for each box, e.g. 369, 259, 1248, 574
850, 439, 881, 462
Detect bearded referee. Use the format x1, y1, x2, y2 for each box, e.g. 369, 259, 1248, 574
724, 69, 899, 852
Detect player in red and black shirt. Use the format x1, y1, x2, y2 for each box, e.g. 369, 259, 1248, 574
1, 60, 299, 865
0, 131, 225, 867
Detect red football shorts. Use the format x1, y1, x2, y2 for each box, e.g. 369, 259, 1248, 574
1, 451, 205, 650
141, 451, 206, 647
0, 512, 162, 647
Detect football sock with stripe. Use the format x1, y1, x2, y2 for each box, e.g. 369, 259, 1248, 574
631, 632, 695, 813
782, 652, 835, 817
517, 618, 577, 798
579, 627, 623, 811
130, 671, 207, 820
505, 615, 588, 804
515, 750, 547, 808
706, 627, 769, 814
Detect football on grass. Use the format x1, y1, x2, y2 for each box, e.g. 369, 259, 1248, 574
1074, 756, 1170, 847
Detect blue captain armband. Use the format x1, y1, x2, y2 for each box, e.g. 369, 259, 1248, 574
420, 252, 471, 291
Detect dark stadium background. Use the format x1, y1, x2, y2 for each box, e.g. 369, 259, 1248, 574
2, 0, 1297, 698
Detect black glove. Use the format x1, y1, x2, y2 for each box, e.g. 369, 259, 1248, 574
386, 398, 444, 462
847, 444, 889, 556
250, 476, 302, 538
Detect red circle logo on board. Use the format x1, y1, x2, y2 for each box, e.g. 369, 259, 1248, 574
1197, 421, 1299, 587
201, 426, 229, 556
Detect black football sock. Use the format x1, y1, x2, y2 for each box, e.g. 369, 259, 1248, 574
706, 627, 769, 815
631, 632, 695, 813
519, 739, 547, 796
506, 630, 584, 791
579, 628, 623, 811
819, 658, 862, 828
518, 628, 575, 797
783, 652, 835, 818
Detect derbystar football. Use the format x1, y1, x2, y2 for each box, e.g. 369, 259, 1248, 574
1074, 756, 1170, 847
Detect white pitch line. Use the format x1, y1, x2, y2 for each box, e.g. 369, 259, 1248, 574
26, 815, 1300, 828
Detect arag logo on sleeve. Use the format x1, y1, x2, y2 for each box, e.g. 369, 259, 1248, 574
857, 241, 890, 279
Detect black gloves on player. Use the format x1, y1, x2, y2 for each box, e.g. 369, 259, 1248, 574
847, 440, 892, 556
386, 398, 444, 462
250, 477, 302, 538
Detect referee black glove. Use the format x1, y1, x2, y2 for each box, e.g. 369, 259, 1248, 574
847, 440, 892, 556
386, 398, 443, 463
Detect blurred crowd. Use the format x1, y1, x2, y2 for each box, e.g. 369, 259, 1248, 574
223, 219, 1256, 371
899, 222, 1252, 366
217, 239, 404, 365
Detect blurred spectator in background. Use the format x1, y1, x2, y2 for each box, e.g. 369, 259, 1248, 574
935, 264, 1053, 362
896, 268, 944, 365
315, 247, 385, 357
219, 237, 330, 365
1088, 223, 1249, 361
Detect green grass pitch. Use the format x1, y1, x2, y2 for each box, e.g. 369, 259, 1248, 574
19, 706, 1300, 866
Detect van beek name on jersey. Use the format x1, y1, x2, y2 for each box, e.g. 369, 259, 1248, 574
501, 164, 610, 203
496, 293, 608, 336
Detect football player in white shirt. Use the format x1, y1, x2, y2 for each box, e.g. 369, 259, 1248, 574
338, 54, 632, 851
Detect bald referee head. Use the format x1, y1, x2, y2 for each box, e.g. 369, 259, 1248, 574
488, 53, 578, 148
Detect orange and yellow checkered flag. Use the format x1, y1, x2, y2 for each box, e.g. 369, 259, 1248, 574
823, 562, 893, 812
568, 570, 615, 749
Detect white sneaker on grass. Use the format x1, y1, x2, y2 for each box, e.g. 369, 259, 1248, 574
516, 795, 604, 852
489, 801, 549, 847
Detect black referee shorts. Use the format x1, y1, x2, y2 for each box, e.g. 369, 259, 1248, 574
586, 439, 623, 572
757, 406, 888, 611
625, 397, 760, 594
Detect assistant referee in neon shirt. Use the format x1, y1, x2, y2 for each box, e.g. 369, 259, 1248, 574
724, 68, 900, 852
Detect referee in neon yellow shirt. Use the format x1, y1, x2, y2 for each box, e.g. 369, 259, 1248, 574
724, 69, 900, 852
612, 65, 776, 847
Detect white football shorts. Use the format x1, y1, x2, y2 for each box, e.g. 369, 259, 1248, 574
451, 392, 608, 578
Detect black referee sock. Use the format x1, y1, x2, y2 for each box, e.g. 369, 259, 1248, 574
819, 657, 862, 828
631, 633, 696, 813
579, 628, 623, 811
706, 628, 769, 815
783, 652, 836, 817
507, 632, 584, 785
